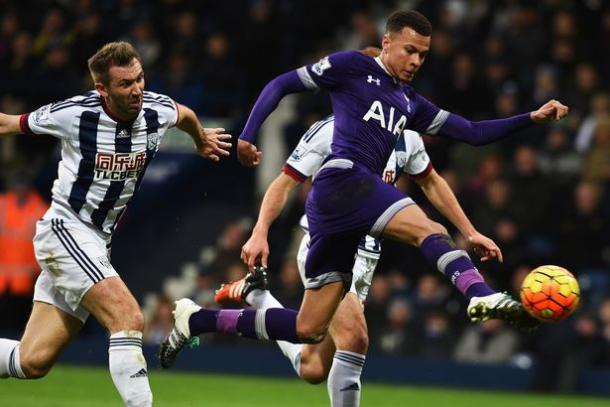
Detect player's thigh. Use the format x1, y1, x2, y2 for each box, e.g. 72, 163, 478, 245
34, 218, 118, 322
382, 203, 447, 246
329, 293, 368, 353
19, 301, 83, 377
81, 276, 143, 333
296, 281, 345, 343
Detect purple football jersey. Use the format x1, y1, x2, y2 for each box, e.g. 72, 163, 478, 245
297, 50, 448, 174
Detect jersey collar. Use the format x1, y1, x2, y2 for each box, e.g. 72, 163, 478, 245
374, 57, 398, 84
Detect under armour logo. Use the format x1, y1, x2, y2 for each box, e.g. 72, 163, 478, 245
367, 75, 381, 86
130, 368, 148, 378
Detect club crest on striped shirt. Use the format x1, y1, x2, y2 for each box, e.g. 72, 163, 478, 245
147, 132, 160, 150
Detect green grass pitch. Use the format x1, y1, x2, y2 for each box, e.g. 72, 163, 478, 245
1, 365, 608, 406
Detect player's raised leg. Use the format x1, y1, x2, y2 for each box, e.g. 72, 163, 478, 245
382, 203, 536, 328
0, 301, 82, 379
81, 276, 152, 407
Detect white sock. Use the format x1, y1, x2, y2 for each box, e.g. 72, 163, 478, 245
246, 289, 303, 376
0, 339, 26, 379
108, 331, 152, 407
246, 288, 282, 309
328, 351, 365, 407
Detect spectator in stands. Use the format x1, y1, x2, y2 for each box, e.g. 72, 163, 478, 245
143, 295, 175, 345
454, 319, 520, 364
582, 117, 610, 183
0, 174, 48, 330
376, 298, 419, 356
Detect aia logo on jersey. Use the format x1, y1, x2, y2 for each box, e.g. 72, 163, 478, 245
94, 151, 147, 180
362, 100, 407, 136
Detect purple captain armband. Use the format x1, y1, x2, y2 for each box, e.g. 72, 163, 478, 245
438, 112, 533, 146
239, 70, 309, 144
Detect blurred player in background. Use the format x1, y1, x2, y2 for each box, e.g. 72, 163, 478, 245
160, 10, 568, 403
216, 112, 503, 406
0, 41, 231, 406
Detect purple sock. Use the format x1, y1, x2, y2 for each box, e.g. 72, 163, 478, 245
420, 234, 495, 299
189, 308, 299, 342
265, 308, 298, 342
188, 309, 219, 336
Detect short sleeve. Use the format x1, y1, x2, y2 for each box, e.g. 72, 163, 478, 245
283, 117, 334, 181
297, 51, 358, 91
20, 103, 75, 140
142, 91, 179, 129
403, 131, 432, 178
407, 91, 450, 135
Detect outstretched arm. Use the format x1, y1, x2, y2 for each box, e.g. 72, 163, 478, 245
238, 50, 357, 167
0, 113, 23, 137
176, 103, 232, 161
241, 172, 301, 271
237, 71, 308, 167
415, 168, 502, 262
436, 100, 569, 146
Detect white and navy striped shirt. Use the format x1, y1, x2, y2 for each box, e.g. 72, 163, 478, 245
283, 116, 432, 258
20, 90, 179, 237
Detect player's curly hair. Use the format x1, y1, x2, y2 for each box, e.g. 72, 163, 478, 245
386, 10, 432, 36
87, 41, 141, 85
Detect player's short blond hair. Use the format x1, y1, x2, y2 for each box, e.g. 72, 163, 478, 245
87, 41, 141, 85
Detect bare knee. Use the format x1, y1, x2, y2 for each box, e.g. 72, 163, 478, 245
334, 324, 369, 354
83, 278, 144, 334
433, 222, 448, 236
416, 222, 448, 246
20, 350, 54, 379
109, 309, 144, 333
296, 323, 328, 345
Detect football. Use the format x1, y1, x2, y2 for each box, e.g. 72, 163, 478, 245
520, 265, 580, 322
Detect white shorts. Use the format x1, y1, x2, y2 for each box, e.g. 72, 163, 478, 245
33, 218, 118, 322
296, 233, 379, 301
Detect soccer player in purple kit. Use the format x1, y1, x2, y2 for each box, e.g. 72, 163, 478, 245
160, 8, 568, 395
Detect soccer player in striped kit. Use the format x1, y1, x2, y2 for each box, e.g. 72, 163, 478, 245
0, 42, 231, 406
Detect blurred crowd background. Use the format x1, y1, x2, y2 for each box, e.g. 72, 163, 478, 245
1, 0, 609, 394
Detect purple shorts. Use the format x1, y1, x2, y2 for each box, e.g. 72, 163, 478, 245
304, 159, 414, 289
